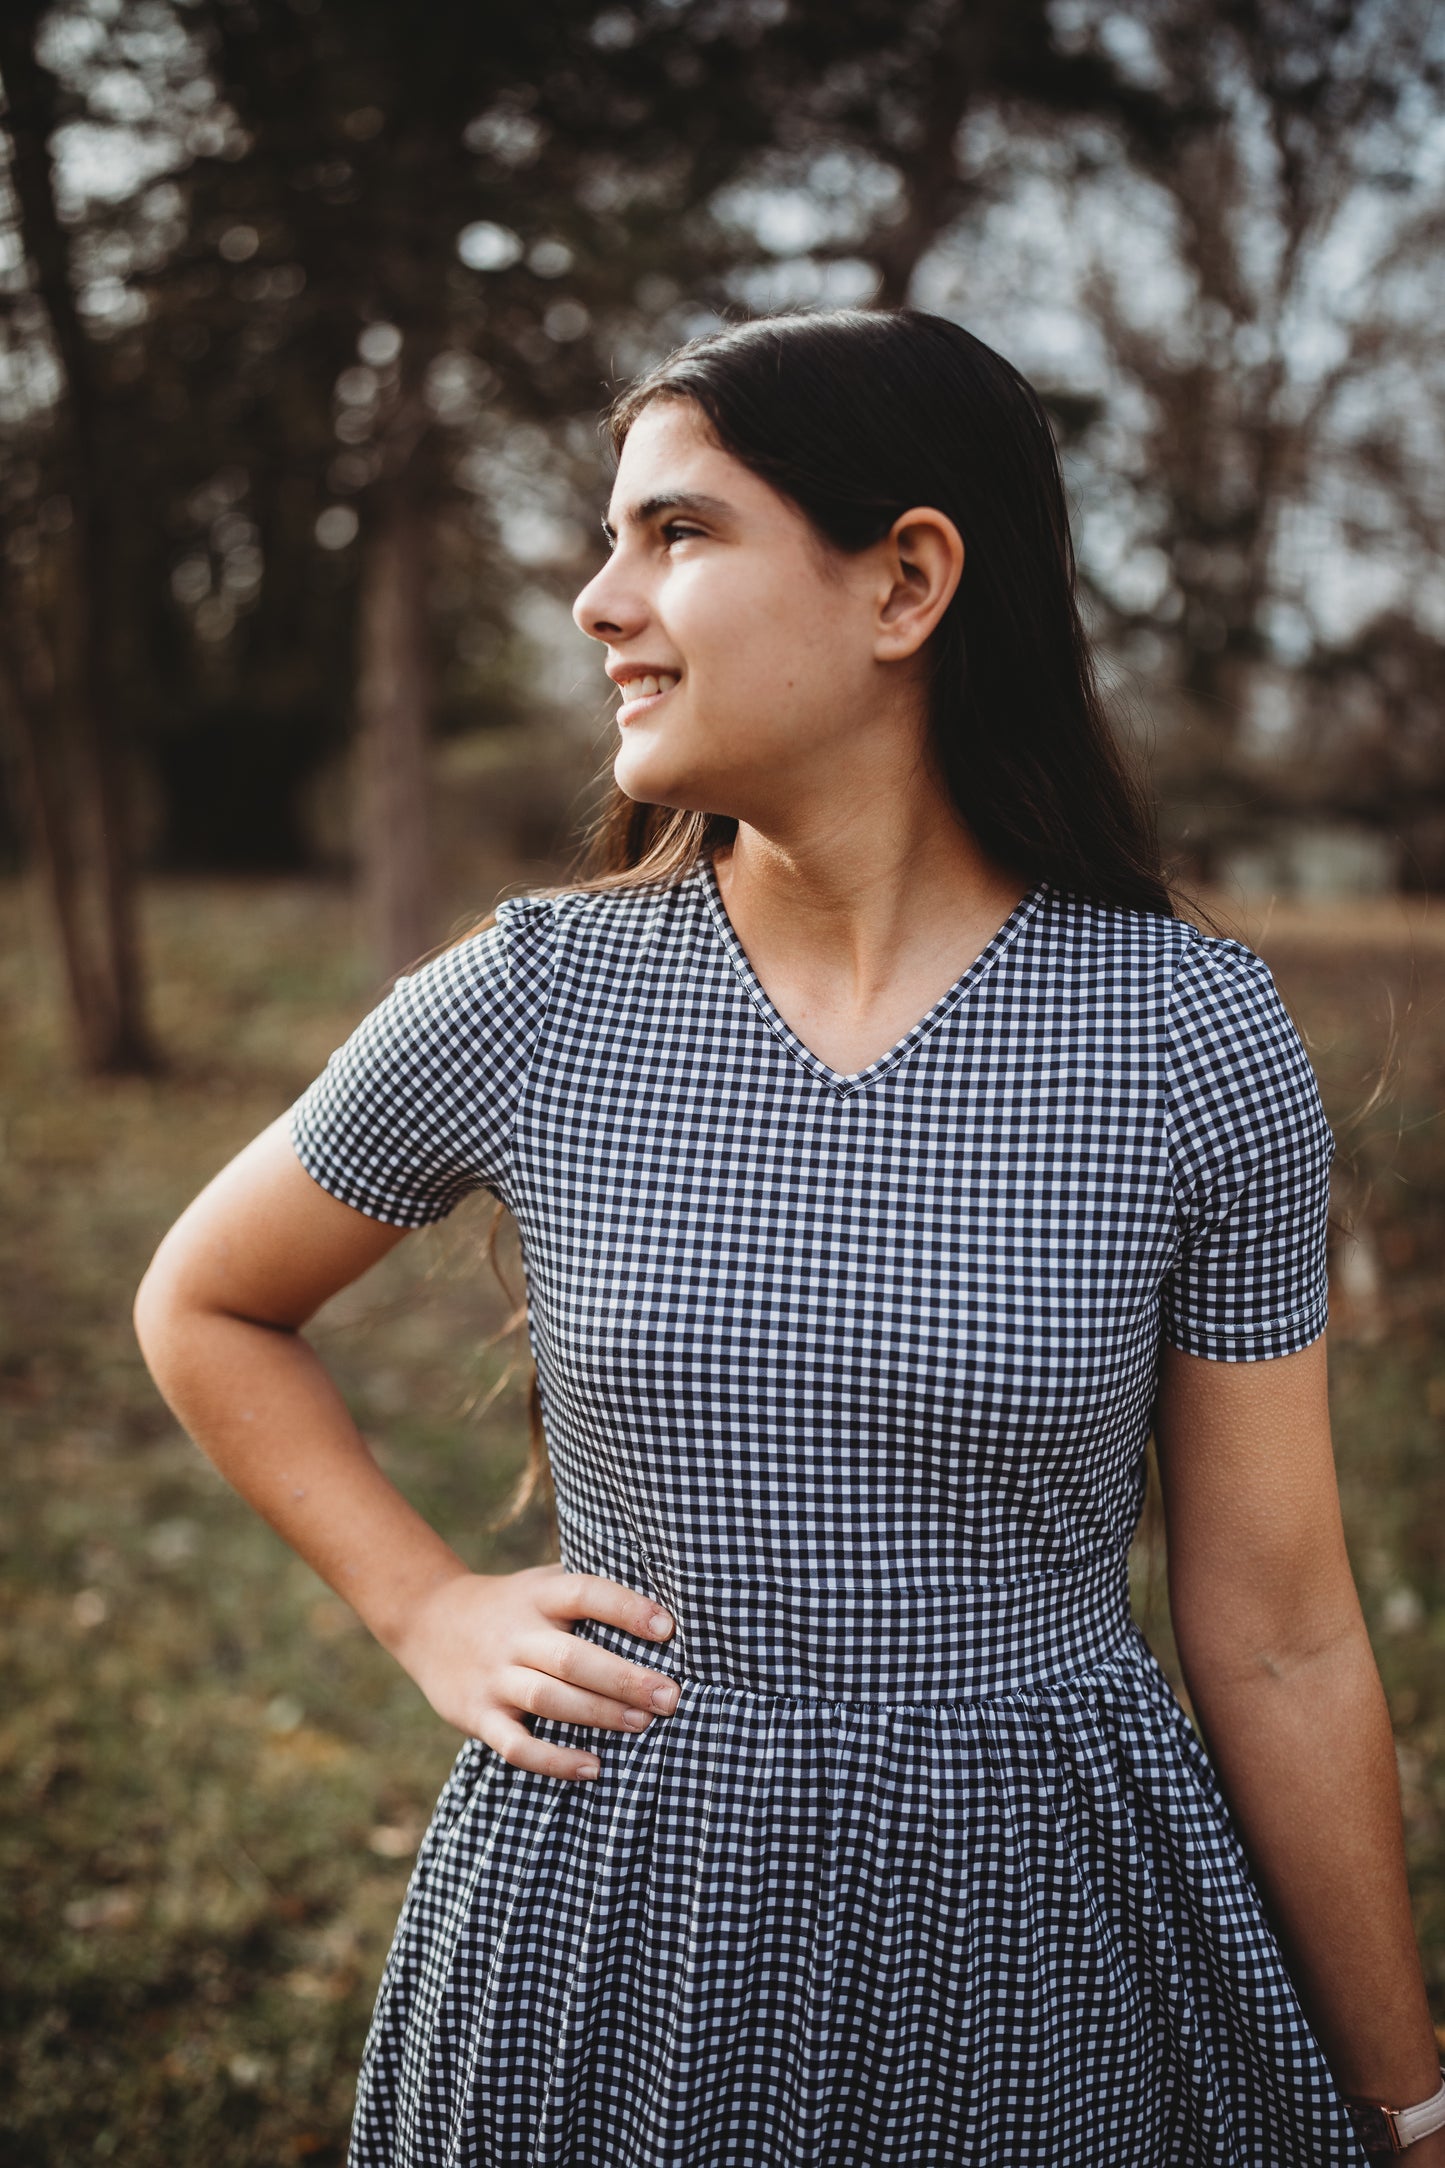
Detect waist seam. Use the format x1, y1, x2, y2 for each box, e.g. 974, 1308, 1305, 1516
586, 1623, 1148, 1716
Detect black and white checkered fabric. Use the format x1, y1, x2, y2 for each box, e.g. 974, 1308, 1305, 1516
289, 858, 1365, 2167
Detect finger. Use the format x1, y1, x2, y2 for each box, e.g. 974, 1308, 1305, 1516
508, 1667, 658, 1732
536, 1633, 681, 1714
481, 1709, 601, 1782
540, 1570, 674, 1643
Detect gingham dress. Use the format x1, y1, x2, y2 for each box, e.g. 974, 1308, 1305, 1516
288, 857, 1368, 2168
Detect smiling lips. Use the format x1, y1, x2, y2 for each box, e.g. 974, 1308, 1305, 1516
616, 670, 681, 720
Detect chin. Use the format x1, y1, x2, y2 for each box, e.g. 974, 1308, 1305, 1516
613, 743, 719, 814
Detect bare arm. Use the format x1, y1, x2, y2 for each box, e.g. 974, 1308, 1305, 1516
1155, 1330, 1442, 2141
133, 1116, 680, 1778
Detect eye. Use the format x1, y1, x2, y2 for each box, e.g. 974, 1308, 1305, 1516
598, 521, 703, 558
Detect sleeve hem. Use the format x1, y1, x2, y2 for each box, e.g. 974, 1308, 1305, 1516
288, 1112, 462, 1229
1161, 1295, 1329, 1362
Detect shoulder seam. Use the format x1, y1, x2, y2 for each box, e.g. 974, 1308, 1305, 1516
495, 895, 560, 1181
1162, 921, 1203, 1222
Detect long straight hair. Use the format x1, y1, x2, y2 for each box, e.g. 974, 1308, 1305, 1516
484, 304, 1201, 1527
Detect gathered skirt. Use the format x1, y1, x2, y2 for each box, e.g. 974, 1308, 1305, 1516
346, 1615, 1366, 2167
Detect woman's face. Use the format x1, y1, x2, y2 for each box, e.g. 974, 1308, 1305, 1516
572, 396, 916, 823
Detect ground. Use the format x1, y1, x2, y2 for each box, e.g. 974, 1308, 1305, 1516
2, 869, 1443, 2164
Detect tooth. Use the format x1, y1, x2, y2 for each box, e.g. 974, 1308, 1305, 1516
638, 676, 660, 697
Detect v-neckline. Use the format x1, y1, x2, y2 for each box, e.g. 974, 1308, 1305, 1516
696, 852, 1050, 1098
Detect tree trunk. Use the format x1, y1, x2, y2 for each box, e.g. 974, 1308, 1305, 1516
0, 10, 155, 1073
0, 615, 117, 1069
871, 7, 984, 309
355, 483, 434, 980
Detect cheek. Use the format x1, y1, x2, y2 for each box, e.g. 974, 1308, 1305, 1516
637, 564, 860, 768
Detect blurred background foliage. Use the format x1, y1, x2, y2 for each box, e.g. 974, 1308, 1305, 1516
1, 0, 1443, 1066
2, 0, 1445, 2161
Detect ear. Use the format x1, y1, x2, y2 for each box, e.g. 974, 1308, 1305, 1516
873, 507, 965, 664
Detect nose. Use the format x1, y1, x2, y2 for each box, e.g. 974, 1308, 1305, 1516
572, 556, 643, 645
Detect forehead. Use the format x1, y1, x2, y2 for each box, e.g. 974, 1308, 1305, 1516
604, 399, 780, 529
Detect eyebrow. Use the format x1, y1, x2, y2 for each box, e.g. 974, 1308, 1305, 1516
599, 490, 737, 544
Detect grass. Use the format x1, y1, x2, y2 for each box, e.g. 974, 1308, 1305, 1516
2, 867, 1443, 2162
1, 871, 552, 2166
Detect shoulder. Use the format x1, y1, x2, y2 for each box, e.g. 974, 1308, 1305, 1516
385, 894, 558, 1037
527, 871, 705, 971
1163, 916, 1303, 1059
1152, 915, 1333, 1180
1033, 882, 1192, 993
1038, 885, 1286, 1015
407, 875, 701, 1037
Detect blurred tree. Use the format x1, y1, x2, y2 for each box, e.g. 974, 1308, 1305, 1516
0, 1, 154, 1072
1049, 0, 1445, 873
1298, 611, 1445, 886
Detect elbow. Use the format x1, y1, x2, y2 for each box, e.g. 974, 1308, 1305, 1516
1172, 1590, 1369, 1694
132, 1258, 167, 1366
133, 1237, 186, 1368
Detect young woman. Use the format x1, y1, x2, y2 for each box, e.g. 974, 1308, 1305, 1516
135, 306, 1443, 2166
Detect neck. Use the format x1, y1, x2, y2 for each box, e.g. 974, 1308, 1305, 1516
713, 789, 1020, 1001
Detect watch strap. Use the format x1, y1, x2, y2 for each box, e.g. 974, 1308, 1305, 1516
1346, 2071, 1445, 2156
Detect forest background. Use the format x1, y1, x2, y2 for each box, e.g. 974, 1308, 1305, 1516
2, 1, 1445, 2161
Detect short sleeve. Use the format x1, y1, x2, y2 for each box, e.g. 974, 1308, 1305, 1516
287, 897, 556, 1227
1160, 928, 1336, 1361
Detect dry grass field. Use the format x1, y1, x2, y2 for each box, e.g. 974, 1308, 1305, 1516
2, 863, 1443, 2163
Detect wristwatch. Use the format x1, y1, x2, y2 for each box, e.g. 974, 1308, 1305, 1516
1345, 2071, 1445, 2156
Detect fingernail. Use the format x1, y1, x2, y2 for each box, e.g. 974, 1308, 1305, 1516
624, 1709, 649, 1729
576, 1759, 600, 1779
651, 1684, 677, 1712
650, 1611, 672, 1635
